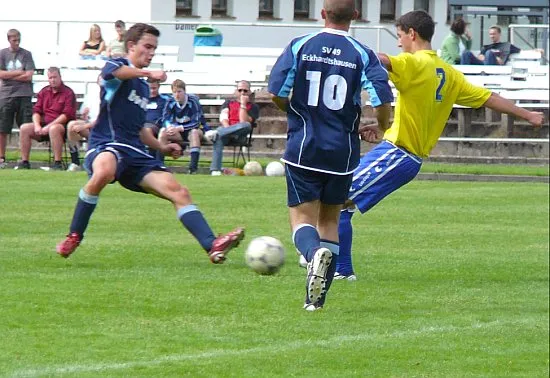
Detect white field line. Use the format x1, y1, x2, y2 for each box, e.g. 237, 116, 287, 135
9, 319, 526, 377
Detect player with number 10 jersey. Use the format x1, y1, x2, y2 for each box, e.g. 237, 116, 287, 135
268, 29, 393, 175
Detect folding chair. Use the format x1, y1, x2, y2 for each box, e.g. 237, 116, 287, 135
225, 124, 255, 167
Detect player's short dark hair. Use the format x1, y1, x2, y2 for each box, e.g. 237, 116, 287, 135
450, 18, 466, 35
115, 20, 125, 28
489, 25, 501, 34
124, 23, 160, 52
395, 10, 435, 42
324, 0, 356, 24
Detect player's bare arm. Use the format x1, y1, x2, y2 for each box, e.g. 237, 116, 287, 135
112, 65, 167, 82
377, 53, 393, 71
373, 103, 392, 131
484, 93, 544, 127
271, 94, 288, 112
140, 127, 182, 159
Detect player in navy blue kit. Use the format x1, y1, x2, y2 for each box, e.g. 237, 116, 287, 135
268, 0, 393, 311
56, 23, 244, 262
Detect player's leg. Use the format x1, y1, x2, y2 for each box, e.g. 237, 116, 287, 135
67, 120, 85, 166
335, 204, 356, 280
56, 150, 117, 257
139, 170, 244, 263
188, 128, 202, 174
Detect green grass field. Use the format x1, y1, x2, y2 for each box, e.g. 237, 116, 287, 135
0, 171, 548, 377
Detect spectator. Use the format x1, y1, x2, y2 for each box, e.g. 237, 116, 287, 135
106, 20, 126, 58
66, 76, 101, 171
0, 29, 35, 169
144, 78, 170, 159
209, 80, 260, 176
79, 24, 106, 59
158, 79, 210, 173
440, 18, 472, 64
17, 67, 76, 170
461, 25, 520, 65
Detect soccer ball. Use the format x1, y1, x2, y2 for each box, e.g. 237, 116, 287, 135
265, 161, 285, 177
245, 236, 286, 275
243, 161, 263, 176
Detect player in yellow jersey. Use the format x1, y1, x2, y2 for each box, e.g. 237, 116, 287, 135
334, 10, 544, 280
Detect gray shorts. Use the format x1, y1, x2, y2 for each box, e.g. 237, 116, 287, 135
0, 96, 33, 134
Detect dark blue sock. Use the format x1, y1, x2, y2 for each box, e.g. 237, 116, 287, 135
69, 189, 98, 237
177, 205, 216, 251
317, 240, 339, 307
337, 209, 355, 275
189, 148, 200, 172
293, 224, 320, 262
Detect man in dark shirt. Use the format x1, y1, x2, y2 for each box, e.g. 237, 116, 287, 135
461, 25, 520, 65
17, 67, 76, 170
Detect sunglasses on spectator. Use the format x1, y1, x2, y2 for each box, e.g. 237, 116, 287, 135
238, 89, 249, 93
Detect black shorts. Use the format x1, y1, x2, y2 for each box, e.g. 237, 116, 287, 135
0, 96, 33, 133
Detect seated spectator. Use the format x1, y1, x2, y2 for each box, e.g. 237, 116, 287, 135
144, 78, 170, 159
17, 67, 76, 170
440, 18, 472, 64
158, 79, 210, 173
106, 20, 126, 58
66, 76, 101, 171
209, 80, 259, 176
79, 24, 106, 59
461, 25, 520, 65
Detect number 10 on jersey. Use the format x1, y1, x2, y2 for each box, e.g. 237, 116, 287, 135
306, 70, 348, 111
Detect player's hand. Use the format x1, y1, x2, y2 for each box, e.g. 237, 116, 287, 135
358, 124, 380, 143
160, 143, 182, 159
527, 112, 544, 128
149, 70, 167, 82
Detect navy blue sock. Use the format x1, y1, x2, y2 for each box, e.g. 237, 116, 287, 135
69, 189, 98, 237
336, 209, 355, 275
177, 205, 216, 251
317, 240, 339, 307
189, 147, 200, 172
293, 224, 320, 262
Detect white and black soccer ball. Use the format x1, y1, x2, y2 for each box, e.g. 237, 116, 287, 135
245, 236, 286, 275
243, 161, 263, 176
265, 161, 285, 177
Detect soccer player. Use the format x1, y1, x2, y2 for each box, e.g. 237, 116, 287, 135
268, 0, 394, 311
56, 23, 244, 262
335, 10, 544, 280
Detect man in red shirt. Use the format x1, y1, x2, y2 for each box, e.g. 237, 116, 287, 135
17, 66, 76, 170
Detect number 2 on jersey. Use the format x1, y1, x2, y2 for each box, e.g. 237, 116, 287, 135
435, 68, 445, 101
306, 70, 347, 110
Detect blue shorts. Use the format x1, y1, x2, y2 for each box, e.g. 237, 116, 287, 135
349, 140, 422, 213
84, 144, 170, 193
285, 164, 352, 207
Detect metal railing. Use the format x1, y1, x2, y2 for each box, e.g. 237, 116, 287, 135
509, 23, 549, 64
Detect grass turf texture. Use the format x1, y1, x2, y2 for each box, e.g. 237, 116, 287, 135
0, 171, 548, 377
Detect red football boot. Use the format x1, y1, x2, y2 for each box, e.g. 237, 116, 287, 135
56, 232, 82, 258
208, 227, 245, 264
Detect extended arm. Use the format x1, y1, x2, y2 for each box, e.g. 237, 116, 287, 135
111, 65, 166, 82
484, 93, 543, 127
378, 53, 392, 72
140, 127, 182, 158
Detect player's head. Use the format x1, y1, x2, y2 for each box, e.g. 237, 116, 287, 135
47, 67, 62, 89
171, 79, 186, 103
89, 24, 103, 42
395, 10, 435, 53
7, 29, 20, 51
147, 78, 160, 97
236, 80, 251, 97
321, 0, 357, 26
450, 18, 466, 36
124, 23, 160, 69
488, 26, 501, 43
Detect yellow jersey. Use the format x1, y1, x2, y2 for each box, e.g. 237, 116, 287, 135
384, 50, 491, 157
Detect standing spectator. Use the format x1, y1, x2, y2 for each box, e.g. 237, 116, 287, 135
79, 24, 106, 59
461, 25, 520, 65
158, 79, 210, 173
0, 29, 35, 168
55, 23, 244, 262
106, 20, 126, 58
209, 80, 260, 176
267, 0, 393, 311
440, 18, 472, 64
17, 67, 76, 170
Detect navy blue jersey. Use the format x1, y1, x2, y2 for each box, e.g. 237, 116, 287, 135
146, 93, 170, 126
88, 58, 149, 151
161, 94, 210, 131
268, 29, 393, 174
